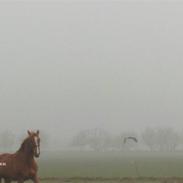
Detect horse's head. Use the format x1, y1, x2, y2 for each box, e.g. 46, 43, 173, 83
27, 130, 40, 158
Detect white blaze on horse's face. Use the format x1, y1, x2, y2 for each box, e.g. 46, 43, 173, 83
34, 136, 40, 157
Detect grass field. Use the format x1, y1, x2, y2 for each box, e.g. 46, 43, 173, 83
37, 151, 183, 181
39, 177, 183, 183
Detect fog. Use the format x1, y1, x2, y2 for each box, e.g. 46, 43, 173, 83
0, 1, 183, 147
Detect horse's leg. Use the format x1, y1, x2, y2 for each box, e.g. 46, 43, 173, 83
32, 175, 39, 183
4, 178, 11, 183
17, 179, 24, 183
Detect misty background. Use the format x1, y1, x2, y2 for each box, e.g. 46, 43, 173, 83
0, 1, 183, 150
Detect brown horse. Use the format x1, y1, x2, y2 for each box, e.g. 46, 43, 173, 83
0, 130, 40, 183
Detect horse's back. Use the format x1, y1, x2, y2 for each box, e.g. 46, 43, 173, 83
0, 153, 15, 163
0, 153, 12, 158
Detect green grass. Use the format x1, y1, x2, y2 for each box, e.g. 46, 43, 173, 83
37, 151, 183, 178
38, 177, 183, 183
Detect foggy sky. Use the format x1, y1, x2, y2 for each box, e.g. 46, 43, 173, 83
0, 1, 183, 144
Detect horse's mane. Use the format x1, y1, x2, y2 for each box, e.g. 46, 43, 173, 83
17, 136, 34, 156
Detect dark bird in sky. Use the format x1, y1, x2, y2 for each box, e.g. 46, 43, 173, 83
123, 136, 138, 144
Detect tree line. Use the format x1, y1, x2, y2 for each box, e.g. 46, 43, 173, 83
0, 127, 182, 152
71, 127, 183, 151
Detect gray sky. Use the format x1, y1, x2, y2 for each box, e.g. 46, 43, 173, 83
0, 1, 183, 144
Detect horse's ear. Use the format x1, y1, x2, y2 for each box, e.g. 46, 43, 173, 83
36, 130, 39, 135
27, 130, 31, 136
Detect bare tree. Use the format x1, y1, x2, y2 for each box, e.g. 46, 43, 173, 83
142, 127, 180, 151
142, 128, 157, 151
71, 128, 110, 151
155, 128, 180, 151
